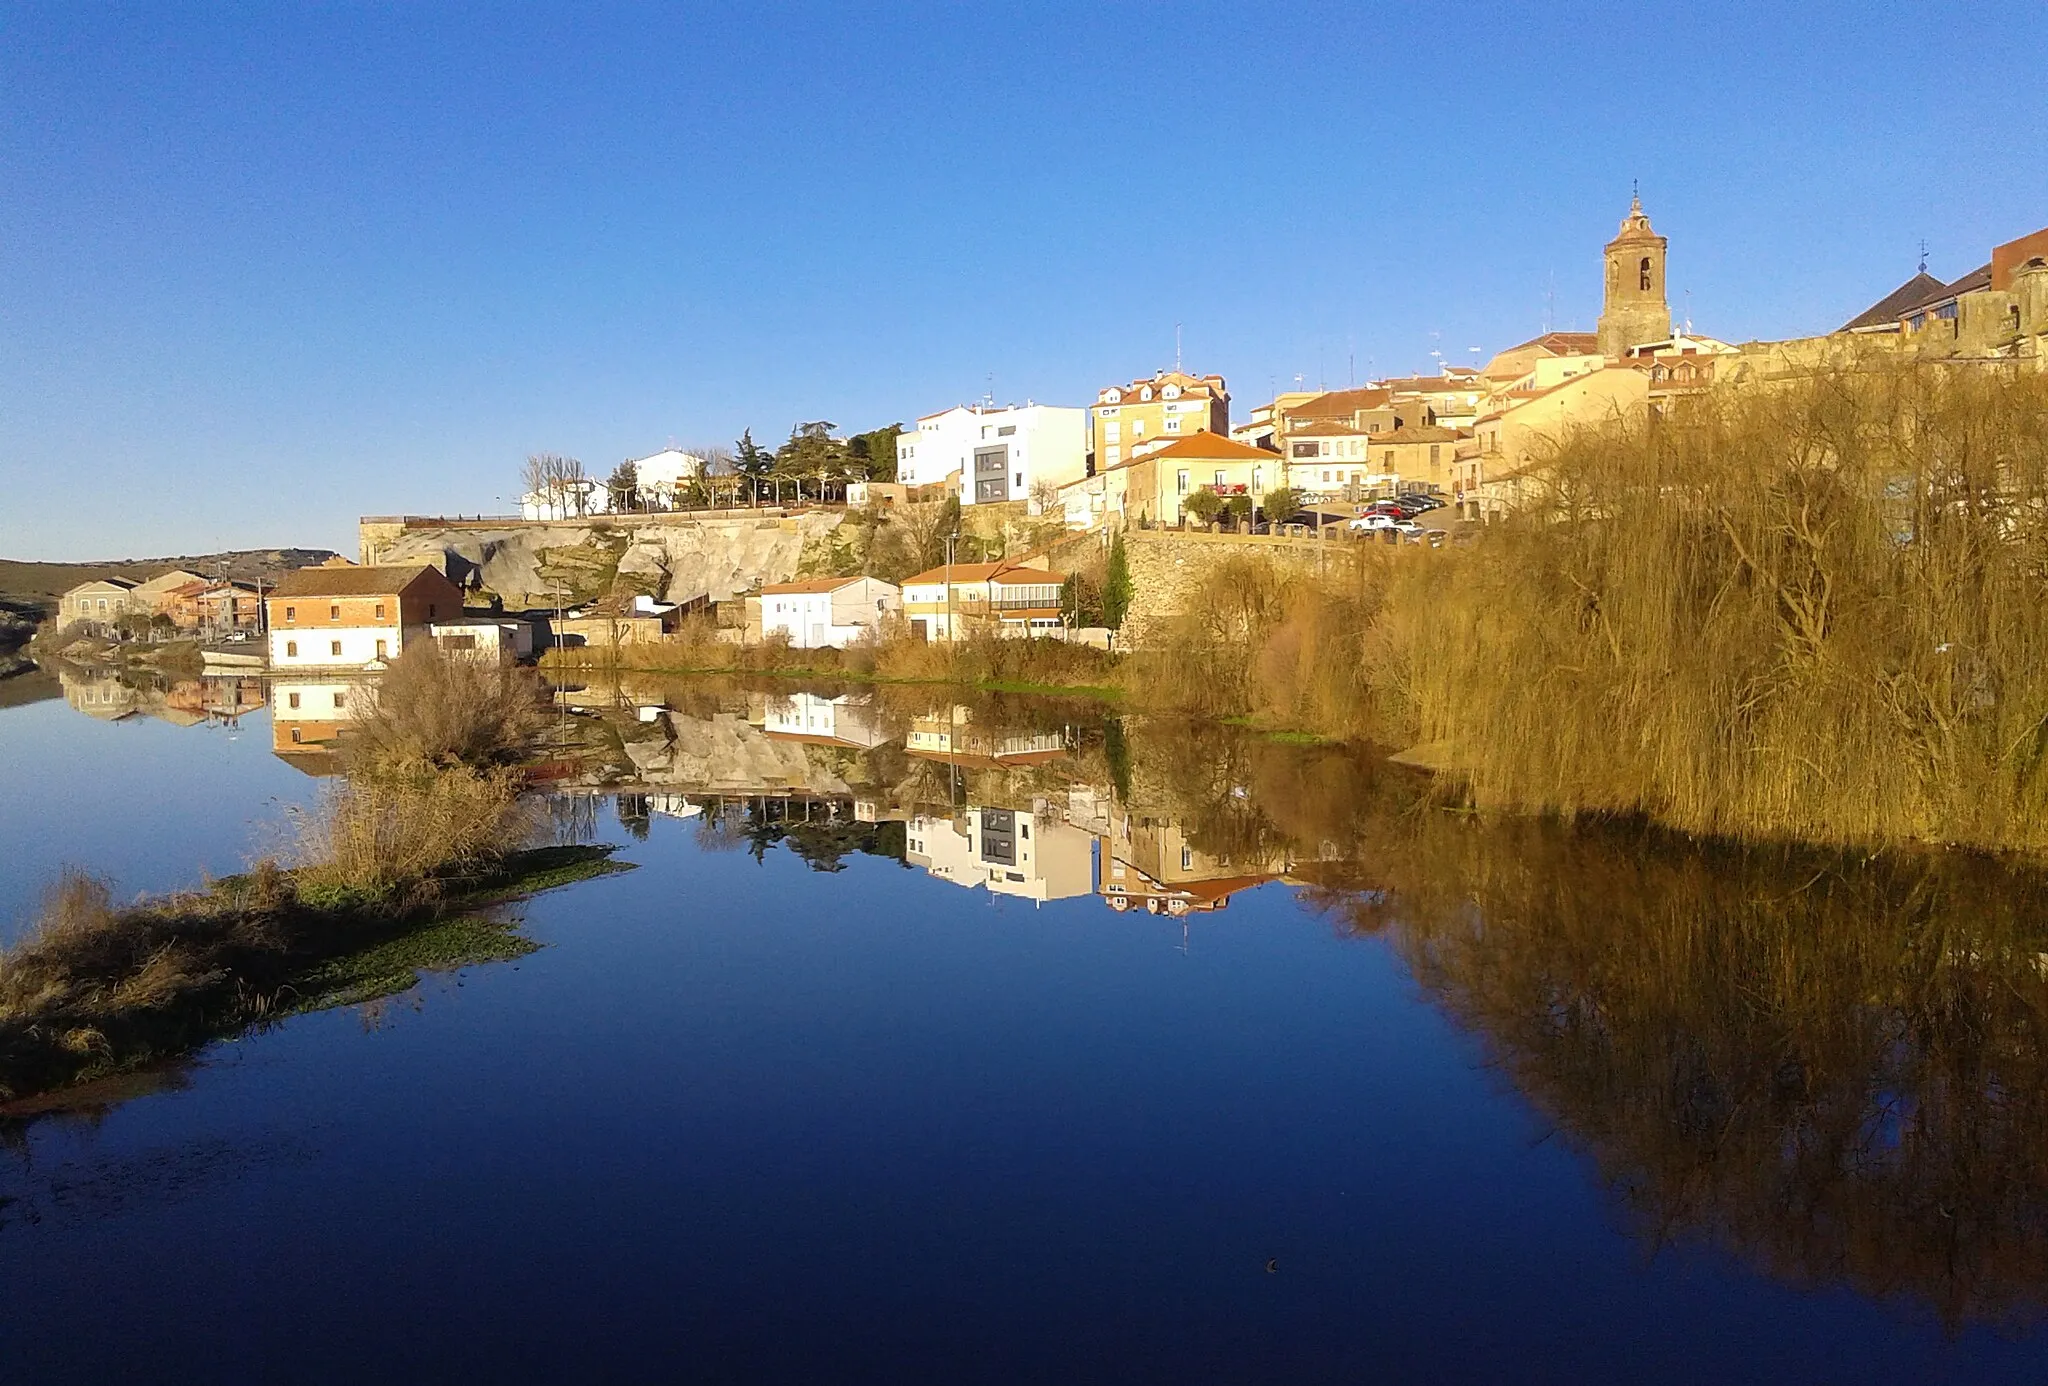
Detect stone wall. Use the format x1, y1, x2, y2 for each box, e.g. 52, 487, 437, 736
1118, 530, 1353, 648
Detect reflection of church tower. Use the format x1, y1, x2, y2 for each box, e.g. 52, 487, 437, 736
1595, 194, 1671, 357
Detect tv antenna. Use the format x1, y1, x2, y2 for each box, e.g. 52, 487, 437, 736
1918, 238, 1929, 274
1174, 323, 1183, 373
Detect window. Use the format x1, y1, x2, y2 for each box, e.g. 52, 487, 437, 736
290, 727, 303, 744
1639, 256, 1652, 291
333, 691, 347, 709
286, 641, 298, 657
1177, 470, 1189, 494
375, 639, 388, 658
997, 425, 1016, 437
1214, 471, 1225, 488
1131, 419, 1144, 437
285, 606, 296, 623
330, 640, 342, 657
1165, 418, 1181, 433
329, 604, 340, 620
1181, 846, 1194, 870
1102, 422, 1120, 442
374, 603, 385, 619
288, 692, 301, 709
1252, 467, 1263, 492
97, 598, 108, 612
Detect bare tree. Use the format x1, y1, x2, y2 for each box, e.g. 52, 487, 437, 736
521, 454, 588, 517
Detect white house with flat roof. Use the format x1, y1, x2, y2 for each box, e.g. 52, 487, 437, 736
896, 403, 1087, 506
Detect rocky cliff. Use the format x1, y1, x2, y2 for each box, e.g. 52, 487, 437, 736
370, 514, 847, 610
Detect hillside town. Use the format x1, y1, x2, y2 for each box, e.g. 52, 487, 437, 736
27, 200, 2048, 754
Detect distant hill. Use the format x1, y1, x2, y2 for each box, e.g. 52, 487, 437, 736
0, 544, 339, 630
0, 548, 340, 616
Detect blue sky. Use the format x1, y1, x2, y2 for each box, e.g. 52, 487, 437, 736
3, 2, 2044, 560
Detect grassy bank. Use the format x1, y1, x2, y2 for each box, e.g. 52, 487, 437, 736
1139, 364, 2048, 855
0, 647, 622, 1104
543, 622, 1125, 700
0, 838, 626, 1103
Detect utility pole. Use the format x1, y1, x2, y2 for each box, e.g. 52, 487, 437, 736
945, 530, 958, 644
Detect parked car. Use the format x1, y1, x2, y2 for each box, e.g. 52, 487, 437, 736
1402, 494, 1447, 512
1349, 513, 1422, 535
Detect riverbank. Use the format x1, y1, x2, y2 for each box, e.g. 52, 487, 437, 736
0, 842, 628, 1104
1136, 366, 2048, 857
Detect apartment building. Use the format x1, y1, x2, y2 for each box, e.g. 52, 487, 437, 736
895, 403, 1088, 506
265, 562, 466, 669
1460, 365, 1650, 521
1089, 371, 1230, 471
900, 562, 1065, 640
1095, 432, 1278, 526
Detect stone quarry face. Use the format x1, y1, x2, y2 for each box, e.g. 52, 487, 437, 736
375, 513, 845, 611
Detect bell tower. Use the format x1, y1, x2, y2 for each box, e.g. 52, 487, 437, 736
1595, 192, 1671, 356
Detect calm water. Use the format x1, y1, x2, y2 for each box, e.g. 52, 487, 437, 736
4, 670, 2048, 1383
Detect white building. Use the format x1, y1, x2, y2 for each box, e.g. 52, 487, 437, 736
629, 448, 707, 509
896, 403, 1087, 506
761, 692, 892, 749
430, 620, 535, 660
904, 803, 1095, 904
521, 477, 609, 521
758, 575, 900, 649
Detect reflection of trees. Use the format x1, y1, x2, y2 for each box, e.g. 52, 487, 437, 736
1315, 817, 2048, 1332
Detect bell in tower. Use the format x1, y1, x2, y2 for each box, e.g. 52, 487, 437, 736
1596, 192, 1671, 357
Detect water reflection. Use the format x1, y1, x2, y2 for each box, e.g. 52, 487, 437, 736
24, 670, 2048, 1333
534, 678, 2048, 1328
56, 667, 265, 729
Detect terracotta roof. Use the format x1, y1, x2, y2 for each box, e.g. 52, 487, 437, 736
1495, 332, 1599, 358
760, 575, 873, 595
1289, 386, 1392, 418
1370, 426, 1468, 444
1121, 431, 1278, 463
269, 564, 446, 598
900, 562, 1064, 587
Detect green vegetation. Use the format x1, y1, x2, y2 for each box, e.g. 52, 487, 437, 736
1145, 365, 2048, 855
1102, 532, 1133, 631
0, 643, 629, 1103
0, 837, 626, 1102
344, 641, 550, 775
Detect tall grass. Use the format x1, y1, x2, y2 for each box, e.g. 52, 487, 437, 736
347, 642, 548, 775
290, 768, 534, 905
1142, 364, 2048, 853
545, 616, 1120, 692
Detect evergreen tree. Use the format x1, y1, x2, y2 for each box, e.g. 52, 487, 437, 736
1103, 531, 1134, 631
734, 430, 774, 501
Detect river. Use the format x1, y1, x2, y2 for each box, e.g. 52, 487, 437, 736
3, 667, 2047, 1382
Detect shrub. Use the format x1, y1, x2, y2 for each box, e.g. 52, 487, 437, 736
347, 642, 549, 775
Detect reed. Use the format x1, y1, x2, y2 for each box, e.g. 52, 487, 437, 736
1141, 364, 2048, 853
346, 642, 550, 775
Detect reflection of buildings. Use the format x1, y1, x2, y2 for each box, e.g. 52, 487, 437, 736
272, 677, 363, 753
762, 692, 892, 750
59, 671, 267, 729
905, 801, 1095, 903
906, 707, 1067, 768
1098, 810, 1281, 916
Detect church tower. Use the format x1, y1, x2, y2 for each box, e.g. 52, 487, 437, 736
1595, 194, 1671, 356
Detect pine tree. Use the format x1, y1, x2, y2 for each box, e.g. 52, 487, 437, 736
1102, 531, 1134, 631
